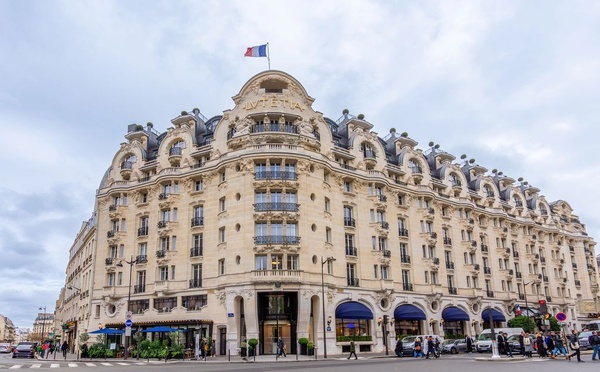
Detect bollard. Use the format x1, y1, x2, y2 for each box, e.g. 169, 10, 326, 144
228, 348, 230, 362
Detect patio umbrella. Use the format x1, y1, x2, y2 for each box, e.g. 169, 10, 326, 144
141, 326, 180, 333
89, 329, 125, 335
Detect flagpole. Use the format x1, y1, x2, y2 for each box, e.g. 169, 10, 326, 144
267, 42, 271, 70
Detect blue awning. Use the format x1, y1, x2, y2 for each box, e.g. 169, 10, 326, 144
482, 308, 506, 322
442, 306, 470, 322
394, 304, 426, 321
335, 301, 373, 320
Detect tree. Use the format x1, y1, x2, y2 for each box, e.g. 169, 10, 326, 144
507, 316, 536, 332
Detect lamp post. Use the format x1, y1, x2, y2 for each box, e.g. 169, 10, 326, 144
66, 285, 82, 359
378, 316, 391, 355
321, 256, 336, 359
39, 306, 47, 343
116, 255, 138, 360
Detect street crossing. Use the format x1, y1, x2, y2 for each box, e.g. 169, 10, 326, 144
3, 362, 147, 369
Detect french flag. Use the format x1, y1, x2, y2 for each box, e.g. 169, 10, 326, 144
244, 44, 268, 57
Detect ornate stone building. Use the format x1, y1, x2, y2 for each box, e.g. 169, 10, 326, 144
70, 70, 596, 355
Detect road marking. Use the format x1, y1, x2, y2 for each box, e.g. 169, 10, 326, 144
101, 363, 113, 366
134, 363, 146, 365
68, 363, 78, 368
85, 363, 96, 366
50, 365, 60, 369
8, 366, 23, 369
30, 365, 42, 369
117, 363, 130, 365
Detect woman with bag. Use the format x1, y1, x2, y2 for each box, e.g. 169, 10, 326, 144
413, 337, 423, 358
567, 330, 584, 362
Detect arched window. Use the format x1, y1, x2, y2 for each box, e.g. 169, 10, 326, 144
169, 141, 186, 156
121, 154, 136, 169
448, 173, 461, 187
408, 159, 422, 174
513, 195, 523, 207
361, 143, 376, 159
484, 184, 494, 198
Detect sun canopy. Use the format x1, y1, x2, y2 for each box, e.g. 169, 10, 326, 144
141, 326, 180, 333
482, 308, 506, 322
442, 306, 470, 322
394, 304, 426, 321
89, 329, 124, 335
335, 301, 373, 320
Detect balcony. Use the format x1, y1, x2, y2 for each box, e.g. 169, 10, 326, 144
443, 237, 452, 246
402, 283, 414, 291
254, 171, 298, 181
344, 217, 356, 227
513, 251, 519, 258
516, 271, 522, 279
254, 236, 301, 245
575, 280, 581, 286
156, 250, 167, 258
251, 269, 303, 283
133, 284, 146, 293
158, 192, 170, 200
480, 244, 488, 252
136, 255, 148, 264
120, 161, 133, 179
157, 220, 169, 229
107, 230, 116, 238
540, 257, 546, 264
446, 262, 455, 270
190, 246, 203, 257
484, 266, 491, 274
427, 207, 435, 215
347, 278, 360, 287
430, 232, 438, 239
398, 228, 409, 237
518, 293, 525, 300
572, 263, 578, 269
137, 226, 149, 237
189, 279, 202, 288
400, 255, 411, 264
254, 202, 299, 212
379, 221, 389, 230
105, 258, 116, 266
108, 204, 118, 212
486, 290, 494, 298
191, 217, 204, 227
251, 123, 299, 135
345, 246, 357, 256
546, 296, 552, 302
376, 194, 387, 202
382, 250, 391, 258
543, 276, 549, 282
448, 287, 457, 295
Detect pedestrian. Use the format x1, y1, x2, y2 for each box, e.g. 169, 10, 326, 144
425, 336, 435, 359
523, 332, 533, 358
567, 330, 584, 362
277, 337, 286, 357
535, 333, 546, 358
395, 338, 403, 357
545, 332, 555, 358
42, 342, 49, 359
518, 331, 525, 356
589, 330, 599, 360
413, 337, 423, 358
503, 332, 512, 357
61, 341, 69, 360
347, 340, 357, 360
553, 333, 567, 358
466, 334, 473, 353
497, 332, 505, 356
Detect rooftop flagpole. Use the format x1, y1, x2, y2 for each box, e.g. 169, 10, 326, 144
267, 42, 271, 70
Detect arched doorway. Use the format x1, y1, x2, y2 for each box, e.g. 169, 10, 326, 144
394, 304, 426, 335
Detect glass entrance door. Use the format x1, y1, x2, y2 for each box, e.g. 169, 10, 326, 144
263, 322, 290, 354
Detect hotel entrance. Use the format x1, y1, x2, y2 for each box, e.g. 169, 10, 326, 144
257, 292, 298, 355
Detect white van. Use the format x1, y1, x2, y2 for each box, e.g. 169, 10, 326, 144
476, 328, 523, 353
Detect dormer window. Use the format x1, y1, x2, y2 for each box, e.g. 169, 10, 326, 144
513, 195, 523, 207
448, 173, 461, 187
408, 159, 422, 174
121, 154, 136, 169
484, 184, 495, 198
169, 141, 186, 156
361, 143, 376, 159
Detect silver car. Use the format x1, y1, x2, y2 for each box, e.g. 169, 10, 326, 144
578, 331, 593, 350
442, 339, 468, 354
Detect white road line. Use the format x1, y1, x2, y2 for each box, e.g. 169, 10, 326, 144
30, 365, 42, 369
8, 366, 23, 369
50, 364, 60, 369
100, 363, 113, 366
85, 363, 96, 366
134, 362, 146, 365
117, 363, 130, 365
68, 363, 78, 368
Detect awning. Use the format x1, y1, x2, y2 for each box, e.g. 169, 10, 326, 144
335, 301, 373, 320
482, 308, 506, 322
394, 304, 426, 320
442, 306, 470, 322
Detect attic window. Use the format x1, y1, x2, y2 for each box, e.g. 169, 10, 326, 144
260, 79, 288, 93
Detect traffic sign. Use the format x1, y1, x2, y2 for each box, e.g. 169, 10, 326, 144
125, 319, 133, 327
125, 326, 131, 337
126, 311, 133, 320
555, 312, 567, 322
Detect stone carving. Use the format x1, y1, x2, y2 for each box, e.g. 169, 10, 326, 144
235, 117, 252, 136
466, 297, 482, 314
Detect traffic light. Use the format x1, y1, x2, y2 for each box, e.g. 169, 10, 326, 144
539, 299, 547, 314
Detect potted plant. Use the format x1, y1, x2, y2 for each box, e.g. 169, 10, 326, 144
298, 337, 309, 355
240, 341, 247, 357
307, 341, 314, 356
248, 338, 258, 356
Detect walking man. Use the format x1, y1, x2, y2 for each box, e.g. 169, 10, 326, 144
567, 330, 584, 362
466, 335, 473, 353
589, 330, 599, 360
277, 337, 286, 357
61, 341, 69, 360
347, 340, 358, 360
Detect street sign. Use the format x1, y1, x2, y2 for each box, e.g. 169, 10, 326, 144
125, 326, 131, 337
556, 312, 567, 322
125, 319, 133, 327
326, 326, 331, 331
126, 311, 133, 320
228, 313, 234, 317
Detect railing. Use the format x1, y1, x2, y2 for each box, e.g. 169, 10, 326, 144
107, 230, 116, 238
516, 272, 522, 278
484, 267, 491, 274
254, 203, 299, 212
156, 250, 167, 258
136, 255, 148, 264
252, 269, 303, 278
250, 123, 299, 134
254, 171, 298, 181
377, 194, 387, 202
486, 290, 494, 298
473, 264, 480, 270
121, 161, 133, 170
158, 192, 169, 200
513, 251, 519, 258
543, 276, 549, 282
572, 263, 578, 269
189, 279, 202, 288
443, 237, 452, 245
402, 283, 414, 291
481, 244, 488, 252
364, 151, 376, 159
383, 250, 391, 258
345, 246, 357, 256
379, 221, 389, 230
133, 284, 146, 293
430, 232, 437, 239
137, 226, 148, 236
575, 280, 581, 286
191, 217, 204, 227
518, 294, 525, 300
431, 257, 440, 265
344, 217, 356, 227
190, 246, 203, 257
411, 166, 422, 174
398, 228, 409, 237
109, 204, 118, 212
253, 236, 301, 245
401, 255, 411, 264
446, 262, 455, 270
428, 208, 435, 215
169, 147, 182, 156
105, 258, 115, 266
157, 221, 168, 229
448, 287, 457, 295
347, 278, 360, 287
508, 269, 514, 275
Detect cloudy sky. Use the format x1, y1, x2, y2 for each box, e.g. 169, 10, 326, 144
0, 0, 598, 329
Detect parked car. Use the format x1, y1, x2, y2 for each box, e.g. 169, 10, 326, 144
401, 335, 444, 356
12, 343, 36, 359
442, 339, 468, 354
578, 331, 594, 350
0, 343, 11, 353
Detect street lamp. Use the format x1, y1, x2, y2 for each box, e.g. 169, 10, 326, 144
67, 285, 81, 292
116, 255, 138, 360
321, 256, 336, 359
378, 315, 392, 355
39, 306, 47, 343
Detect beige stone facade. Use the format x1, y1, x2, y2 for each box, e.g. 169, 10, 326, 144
67, 70, 596, 355
0, 314, 16, 343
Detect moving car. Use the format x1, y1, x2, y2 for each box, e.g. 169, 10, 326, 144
442, 339, 468, 354
0, 343, 11, 353
12, 342, 36, 359
578, 331, 594, 350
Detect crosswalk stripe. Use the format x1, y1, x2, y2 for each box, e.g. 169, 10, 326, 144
85, 363, 96, 366
117, 363, 130, 365
134, 362, 145, 365
8, 366, 22, 369
68, 363, 78, 368
101, 363, 113, 366
50, 365, 60, 369
30, 365, 42, 369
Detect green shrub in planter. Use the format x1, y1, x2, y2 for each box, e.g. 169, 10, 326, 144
298, 338, 308, 345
